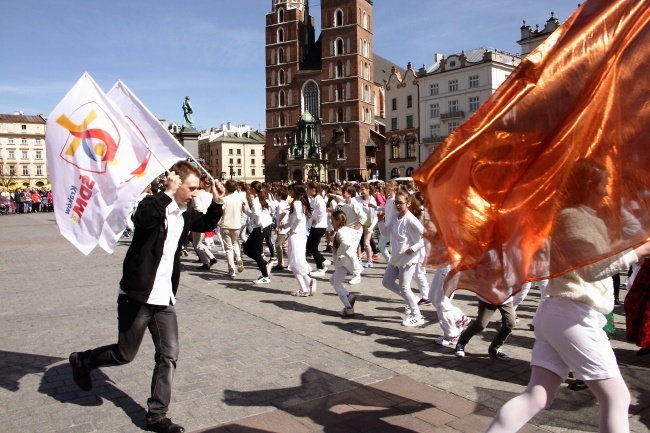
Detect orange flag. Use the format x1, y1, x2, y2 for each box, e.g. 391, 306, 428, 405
414, 0, 650, 304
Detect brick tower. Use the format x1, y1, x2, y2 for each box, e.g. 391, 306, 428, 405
265, 0, 376, 183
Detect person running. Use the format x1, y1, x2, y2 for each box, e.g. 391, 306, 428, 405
357, 182, 380, 268
192, 180, 218, 271
328, 185, 366, 285
273, 188, 290, 271
243, 182, 274, 284
378, 190, 425, 327
329, 210, 359, 316
219, 180, 246, 277
68, 162, 224, 433
287, 184, 316, 297
307, 181, 330, 277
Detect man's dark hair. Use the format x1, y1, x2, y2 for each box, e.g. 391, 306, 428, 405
169, 161, 200, 181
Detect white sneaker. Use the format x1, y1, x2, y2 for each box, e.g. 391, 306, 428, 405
228, 270, 236, 278
322, 259, 332, 267
349, 275, 361, 285
310, 269, 327, 277
402, 314, 424, 327
254, 276, 271, 284
434, 336, 459, 347
269, 257, 279, 265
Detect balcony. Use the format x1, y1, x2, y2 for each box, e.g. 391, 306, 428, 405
421, 135, 448, 144
440, 110, 465, 121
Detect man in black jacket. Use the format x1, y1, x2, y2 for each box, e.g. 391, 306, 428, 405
69, 161, 224, 433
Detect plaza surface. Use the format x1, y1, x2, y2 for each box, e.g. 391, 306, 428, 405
1, 212, 648, 433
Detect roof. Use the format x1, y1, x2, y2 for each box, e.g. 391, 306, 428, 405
205, 130, 266, 144
0, 114, 46, 124
425, 47, 521, 74
373, 53, 405, 86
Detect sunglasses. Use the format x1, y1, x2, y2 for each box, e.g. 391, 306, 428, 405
394, 201, 406, 205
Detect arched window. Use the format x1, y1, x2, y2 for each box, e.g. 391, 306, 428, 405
337, 108, 344, 122
280, 113, 286, 127
274, 135, 280, 146
285, 133, 291, 145
363, 11, 368, 29
406, 167, 414, 176
336, 60, 343, 77
391, 168, 400, 178
336, 39, 344, 56
278, 28, 284, 42
362, 40, 367, 57
278, 47, 284, 63
337, 84, 344, 101
335, 10, 343, 27
278, 8, 284, 23
302, 80, 320, 119
279, 90, 285, 107
279, 69, 285, 85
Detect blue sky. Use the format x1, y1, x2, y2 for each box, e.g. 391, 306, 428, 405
1, 1, 578, 131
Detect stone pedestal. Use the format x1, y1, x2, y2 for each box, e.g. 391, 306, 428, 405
174, 128, 200, 159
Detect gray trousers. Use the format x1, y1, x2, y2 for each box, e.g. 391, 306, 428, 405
458, 299, 515, 350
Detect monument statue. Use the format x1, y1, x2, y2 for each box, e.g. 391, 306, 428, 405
182, 96, 194, 129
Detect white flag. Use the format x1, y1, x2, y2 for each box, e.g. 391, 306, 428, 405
46, 73, 177, 255
96, 80, 190, 252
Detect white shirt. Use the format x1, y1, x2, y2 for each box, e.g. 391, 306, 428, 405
148, 197, 187, 306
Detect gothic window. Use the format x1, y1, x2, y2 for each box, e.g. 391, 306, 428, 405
278, 28, 284, 42
336, 38, 344, 56
302, 80, 320, 118
278, 8, 284, 23
336, 61, 343, 77
363, 11, 368, 29
279, 69, 285, 85
280, 113, 286, 127
335, 10, 343, 27
337, 108, 344, 122
285, 133, 291, 144
279, 90, 285, 107
274, 135, 280, 146
337, 84, 344, 101
278, 47, 284, 63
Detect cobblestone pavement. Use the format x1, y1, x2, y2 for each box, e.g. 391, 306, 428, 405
1, 213, 648, 432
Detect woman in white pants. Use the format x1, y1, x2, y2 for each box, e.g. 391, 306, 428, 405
329, 210, 359, 316
378, 190, 425, 327
287, 184, 316, 297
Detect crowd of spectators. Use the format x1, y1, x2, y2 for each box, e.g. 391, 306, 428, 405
0, 187, 52, 215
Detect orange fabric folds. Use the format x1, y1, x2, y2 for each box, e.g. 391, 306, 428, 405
413, 0, 650, 304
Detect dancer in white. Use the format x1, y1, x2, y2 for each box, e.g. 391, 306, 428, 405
378, 190, 425, 327
328, 185, 366, 284
287, 184, 316, 297
329, 210, 359, 316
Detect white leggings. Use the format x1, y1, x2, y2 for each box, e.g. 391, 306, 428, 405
487, 366, 630, 433
382, 263, 420, 315
429, 265, 466, 338
329, 267, 352, 308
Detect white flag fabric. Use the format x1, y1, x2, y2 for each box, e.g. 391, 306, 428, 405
45, 73, 187, 255
97, 80, 190, 252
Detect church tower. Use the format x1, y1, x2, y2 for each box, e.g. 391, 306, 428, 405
264, 0, 376, 182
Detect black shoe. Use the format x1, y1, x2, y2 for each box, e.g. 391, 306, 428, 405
194, 259, 202, 263
146, 417, 185, 433
614, 298, 622, 305
197, 264, 211, 270
69, 352, 93, 391
209, 258, 218, 266
568, 379, 588, 391
272, 265, 285, 271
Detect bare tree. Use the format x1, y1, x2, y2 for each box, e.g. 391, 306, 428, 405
0, 157, 17, 189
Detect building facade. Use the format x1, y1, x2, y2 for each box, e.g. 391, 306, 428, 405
0, 113, 48, 189
517, 12, 561, 56
264, 0, 392, 183
384, 62, 420, 179
198, 123, 266, 183
418, 48, 521, 160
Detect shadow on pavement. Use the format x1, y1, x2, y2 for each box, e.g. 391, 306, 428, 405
0, 350, 63, 392
39, 363, 147, 430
